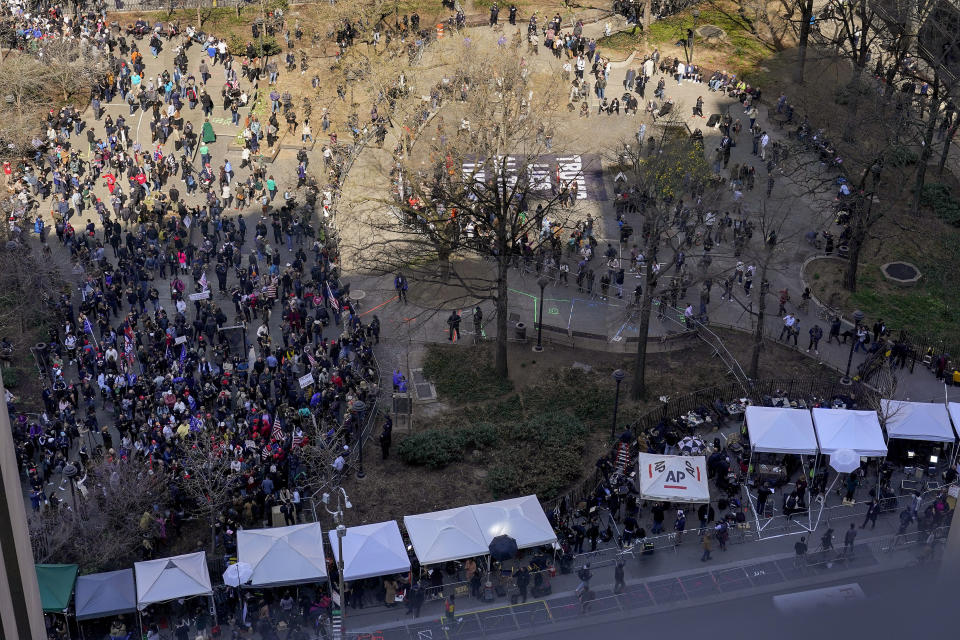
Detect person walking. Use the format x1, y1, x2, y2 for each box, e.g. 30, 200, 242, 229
516, 567, 530, 603
379, 420, 392, 460
793, 536, 808, 569
700, 531, 713, 562
842, 523, 858, 557
394, 273, 408, 303
447, 310, 461, 341
808, 324, 823, 354
674, 509, 686, 544
575, 563, 592, 596
861, 498, 881, 529
613, 559, 626, 594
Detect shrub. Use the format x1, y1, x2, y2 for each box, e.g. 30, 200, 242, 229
397, 423, 498, 469
487, 412, 589, 499
920, 182, 960, 225
423, 345, 513, 404
886, 144, 918, 167
1, 367, 20, 389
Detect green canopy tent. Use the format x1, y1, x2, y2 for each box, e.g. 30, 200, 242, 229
36, 564, 79, 613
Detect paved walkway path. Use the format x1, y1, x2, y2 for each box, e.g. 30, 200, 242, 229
334, 20, 953, 403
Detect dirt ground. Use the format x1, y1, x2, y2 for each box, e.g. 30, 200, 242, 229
342, 331, 833, 524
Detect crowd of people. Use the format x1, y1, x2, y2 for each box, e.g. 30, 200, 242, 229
1, 1, 389, 637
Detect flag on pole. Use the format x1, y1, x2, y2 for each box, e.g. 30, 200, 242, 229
326, 282, 340, 311
199, 271, 209, 292
83, 317, 93, 335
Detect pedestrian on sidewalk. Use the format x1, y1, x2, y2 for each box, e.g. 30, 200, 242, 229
700, 532, 713, 562
575, 563, 592, 596
793, 536, 808, 569
674, 509, 686, 544
613, 559, 626, 594
842, 523, 857, 557
861, 498, 881, 529
516, 567, 530, 603
808, 324, 823, 354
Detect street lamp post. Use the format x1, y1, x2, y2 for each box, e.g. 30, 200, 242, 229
353, 400, 366, 479
841, 310, 865, 385
323, 489, 352, 633
611, 370, 625, 439
533, 275, 550, 352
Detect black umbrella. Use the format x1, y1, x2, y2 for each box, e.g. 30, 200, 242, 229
488, 535, 519, 562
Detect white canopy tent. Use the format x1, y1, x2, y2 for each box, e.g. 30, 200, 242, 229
812, 409, 888, 457
881, 400, 956, 442
134, 552, 213, 610
403, 506, 489, 565
328, 521, 410, 582
745, 406, 819, 454
949, 403, 960, 433
470, 495, 558, 550
637, 453, 710, 503
237, 523, 328, 587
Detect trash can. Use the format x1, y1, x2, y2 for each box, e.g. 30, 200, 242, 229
515, 322, 526, 341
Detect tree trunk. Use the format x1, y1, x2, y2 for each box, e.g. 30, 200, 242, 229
794, 0, 815, 84
748, 263, 768, 379
494, 254, 509, 378
912, 75, 940, 216
438, 249, 451, 283
843, 222, 866, 291
630, 282, 654, 400
642, 0, 652, 35
939, 125, 956, 175
209, 513, 216, 554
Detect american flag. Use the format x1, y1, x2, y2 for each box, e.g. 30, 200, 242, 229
199, 271, 209, 291
326, 282, 340, 311
271, 415, 284, 441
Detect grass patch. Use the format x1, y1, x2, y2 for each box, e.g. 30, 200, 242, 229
422, 344, 513, 403
647, 6, 775, 77
596, 28, 642, 55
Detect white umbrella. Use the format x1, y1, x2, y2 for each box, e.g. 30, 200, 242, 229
223, 562, 253, 587
678, 436, 706, 456
829, 449, 860, 474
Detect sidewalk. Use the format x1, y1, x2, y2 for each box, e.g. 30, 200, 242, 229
340, 501, 932, 636
348, 532, 937, 639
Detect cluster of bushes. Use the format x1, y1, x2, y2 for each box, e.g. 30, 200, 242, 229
399, 347, 615, 499
920, 182, 960, 225
422, 345, 514, 403
397, 423, 497, 468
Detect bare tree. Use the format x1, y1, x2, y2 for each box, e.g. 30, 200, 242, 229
29, 459, 170, 571
37, 37, 107, 102
353, 42, 572, 377
613, 125, 720, 399
176, 433, 240, 553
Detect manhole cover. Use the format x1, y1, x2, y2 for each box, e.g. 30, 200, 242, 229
884, 262, 917, 279
880, 261, 921, 285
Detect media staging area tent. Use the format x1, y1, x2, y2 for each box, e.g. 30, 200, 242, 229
36, 564, 79, 613
328, 520, 410, 582
745, 406, 819, 455
637, 453, 710, 503
404, 506, 489, 565
812, 408, 888, 457
404, 496, 557, 566
134, 552, 213, 610
881, 400, 957, 443
471, 495, 558, 549
237, 523, 328, 587
75, 569, 136, 621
